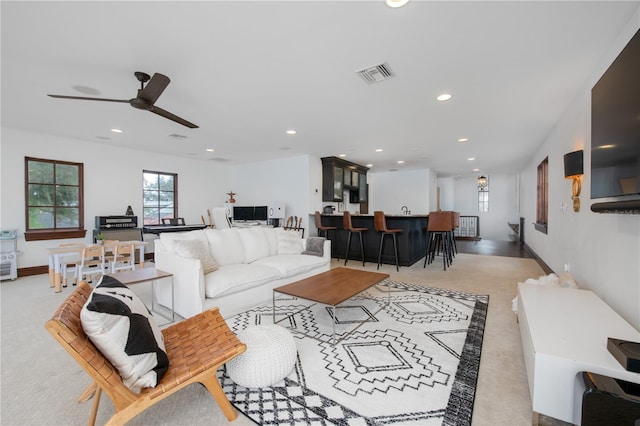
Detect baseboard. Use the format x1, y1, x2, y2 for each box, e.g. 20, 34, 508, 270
18, 265, 49, 277
522, 243, 553, 274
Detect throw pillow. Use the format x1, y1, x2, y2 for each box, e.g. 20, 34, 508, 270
81, 275, 169, 392
302, 237, 325, 257
276, 228, 303, 255
173, 239, 219, 274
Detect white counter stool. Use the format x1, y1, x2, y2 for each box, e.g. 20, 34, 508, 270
226, 324, 296, 388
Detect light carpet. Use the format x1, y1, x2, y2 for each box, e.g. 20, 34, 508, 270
219, 279, 489, 425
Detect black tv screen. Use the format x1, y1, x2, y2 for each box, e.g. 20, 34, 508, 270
591, 28, 640, 199
233, 206, 254, 221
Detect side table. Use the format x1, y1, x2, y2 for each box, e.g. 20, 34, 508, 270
107, 268, 174, 325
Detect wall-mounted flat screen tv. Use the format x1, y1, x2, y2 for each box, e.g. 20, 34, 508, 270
591, 28, 640, 199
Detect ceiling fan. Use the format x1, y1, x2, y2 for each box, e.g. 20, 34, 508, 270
48, 71, 199, 129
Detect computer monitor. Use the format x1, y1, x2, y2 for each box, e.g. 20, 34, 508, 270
233, 206, 254, 222
254, 206, 268, 221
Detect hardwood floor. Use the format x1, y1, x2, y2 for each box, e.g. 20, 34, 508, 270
455, 239, 535, 259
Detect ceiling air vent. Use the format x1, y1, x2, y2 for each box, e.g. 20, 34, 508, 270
356, 62, 394, 84
210, 157, 231, 162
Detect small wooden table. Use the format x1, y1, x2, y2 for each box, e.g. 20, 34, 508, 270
108, 268, 174, 325
273, 267, 390, 344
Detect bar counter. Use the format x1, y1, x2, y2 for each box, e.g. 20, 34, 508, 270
319, 213, 428, 267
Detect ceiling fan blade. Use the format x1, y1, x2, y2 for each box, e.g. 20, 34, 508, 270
139, 73, 170, 104
48, 94, 129, 103
149, 105, 199, 129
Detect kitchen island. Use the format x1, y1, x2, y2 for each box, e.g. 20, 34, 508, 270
318, 213, 428, 267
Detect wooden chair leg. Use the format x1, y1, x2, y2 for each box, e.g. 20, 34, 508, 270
78, 382, 97, 402
201, 374, 238, 421
88, 386, 102, 426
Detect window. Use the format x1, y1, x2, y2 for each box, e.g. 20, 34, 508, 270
535, 157, 548, 234
478, 176, 489, 212
143, 171, 177, 225
25, 157, 86, 241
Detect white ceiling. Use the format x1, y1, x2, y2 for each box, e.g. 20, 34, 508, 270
2, 1, 638, 176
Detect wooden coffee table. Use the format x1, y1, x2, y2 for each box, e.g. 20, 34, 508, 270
272, 267, 390, 344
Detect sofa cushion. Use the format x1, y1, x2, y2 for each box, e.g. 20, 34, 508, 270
275, 228, 303, 255
159, 229, 208, 254
238, 227, 271, 263
253, 254, 329, 278
204, 264, 282, 298
81, 276, 169, 393
262, 227, 278, 256
205, 228, 246, 266
172, 239, 219, 274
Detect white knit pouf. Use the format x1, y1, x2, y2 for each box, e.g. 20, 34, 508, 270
226, 324, 297, 388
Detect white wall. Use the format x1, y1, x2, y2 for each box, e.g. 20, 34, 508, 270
1, 127, 230, 267
368, 169, 432, 215
437, 177, 455, 211
520, 11, 640, 330
452, 174, 520, 241
226, 155, 313, 228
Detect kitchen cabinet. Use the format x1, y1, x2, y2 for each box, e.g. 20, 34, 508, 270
321, 157, 368, 202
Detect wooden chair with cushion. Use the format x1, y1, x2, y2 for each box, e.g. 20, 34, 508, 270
314, 211, 338, 259
373, 211, 402, 271
45, 281, 247, 426
110, 242, 136, 273
343, 211, 367, 267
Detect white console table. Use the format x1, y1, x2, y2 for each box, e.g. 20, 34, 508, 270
517, 283, 640, 425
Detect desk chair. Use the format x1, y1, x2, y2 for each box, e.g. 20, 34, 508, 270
374, 211, 402, 271
343, 211, 367, 267
212, 208, 231, 229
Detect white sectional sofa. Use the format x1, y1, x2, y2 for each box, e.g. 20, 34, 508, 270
154, 227, 331, 319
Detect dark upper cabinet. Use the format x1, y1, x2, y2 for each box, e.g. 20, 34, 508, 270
321, 157, 368, 202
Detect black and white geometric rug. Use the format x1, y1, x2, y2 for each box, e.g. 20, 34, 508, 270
218, 279, 489, 426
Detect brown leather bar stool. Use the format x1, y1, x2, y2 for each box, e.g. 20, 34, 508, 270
424, 211, 454, 270
343, 211, 367, 267
315, 211, 338, 259
373, 211, 402, 271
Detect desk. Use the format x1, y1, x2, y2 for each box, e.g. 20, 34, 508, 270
517, 283, 640, 424
108, 268, 174, 325
46, 241, 148, 293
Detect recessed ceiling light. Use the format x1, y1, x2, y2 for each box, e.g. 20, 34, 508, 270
386, 0, 409, 8
206, 148, 214, 152
339, 154, 346, 157
375, 148, 383, 152
397, 160, 405, 164
111, 128, 122, 133
437, 93, 452, 102
458, 138, 468, 142
366, 164, 373, 168
468, 157, 476, 161
286, 129, 296, 135
472, 168, 480, 172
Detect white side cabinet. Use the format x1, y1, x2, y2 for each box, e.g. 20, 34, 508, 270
0, 230, 19, 281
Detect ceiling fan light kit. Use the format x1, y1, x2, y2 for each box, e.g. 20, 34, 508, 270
48, 71, 199, 129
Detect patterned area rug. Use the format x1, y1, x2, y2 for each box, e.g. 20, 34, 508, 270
218, 279, 489, 426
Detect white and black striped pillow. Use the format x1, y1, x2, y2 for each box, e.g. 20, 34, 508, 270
81, 275, 169, 392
